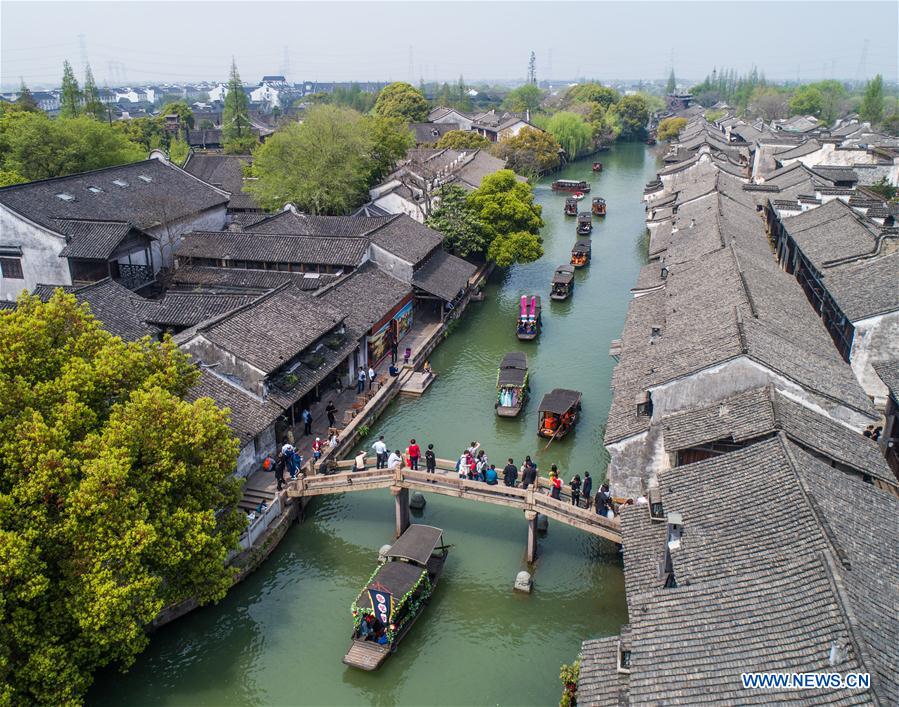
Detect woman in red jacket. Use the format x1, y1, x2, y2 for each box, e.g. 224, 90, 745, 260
407, 438, 421, 470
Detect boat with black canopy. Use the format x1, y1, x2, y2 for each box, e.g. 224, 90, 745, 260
496, 352, 529, 417
564, 197, 578, 216
570, 239, 591, 268
592, 197, 607, 216
550, 264, 575, 301
344, 525, 449, 671
576, 212, 593, 235
537, 388, 582, 439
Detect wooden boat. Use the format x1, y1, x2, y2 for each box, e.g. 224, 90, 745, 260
550, 264, 575, 301
496, 352, 529, 417
646, 136, 657, 146
576, 212, 593, 235
551, 179, 590, 194
592, 197, 607, 216
516, 294, 541, 340
537, 388, 582, 439
592, 161, 603, 172
344, 525, 448, 671
564, 197, 578, 216
570, 239, 591, 268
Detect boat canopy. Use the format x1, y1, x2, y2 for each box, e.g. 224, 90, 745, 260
571, 239, 591, 254
565, 197, 578, 205
358, 562, 425, 609
498, 352, 528, 387
555, 179, 584, 187
385, 524, 444, 566
593, 197, 606, 205
539, 388, 582, 414
577, 212, 592, 222
552, 265, 575, 284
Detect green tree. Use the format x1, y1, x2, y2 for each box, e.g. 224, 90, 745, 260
160, 101, 195, 129
493, 127, 561, 178
860, 74, 884, 124
168, 135, 190, 165
248, 104, 373, 214
811, 80, 847, 124
60, 59, 81, 118
538, 111, 593, 159
0, 291, 243, 704
564, 83, 620, 110
362, 114, 415, 182
199, 118, 215, 129
82, 64, 106, 121
456, 75, 473, 112
426, 185, 489, 258
222, 59, 251, 142
657, 116, 687, 141
503, 83, 543, 114
435, 130, 491, 150
223, 134, 258, 154
374, 82, 430, 122
666, 68, 677, 94
788, 85, 824, 117
0, 168, 27, 186
612, 94, 649, 139
468, 169, 544, 266
0, 111, 145, 181
866, 176, 896, 201
113, 116, 167, 152
16, 80, 40, 112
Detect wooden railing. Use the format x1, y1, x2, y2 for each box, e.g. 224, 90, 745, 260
287, 457, 621, 543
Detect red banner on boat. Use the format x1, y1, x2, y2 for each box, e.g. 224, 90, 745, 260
369, 587, 393, 625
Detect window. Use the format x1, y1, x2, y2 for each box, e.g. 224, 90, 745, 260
112, 179, 129, 188
0, 257, 24, 279
55, 192, 75, 201
138, 175, 152, 183
87, 186, 103, 193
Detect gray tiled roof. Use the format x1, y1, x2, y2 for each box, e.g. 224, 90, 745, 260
0, 159, 228, 232
168, 265, 334, 293
245, 209, 390, 237
316, 262, 411, 332
411, 249, 476, 301
193, 283, 345, 374
369, 214, 442, 265
776, 138, 821, 160
781, 198, 880, 265
176, 230, 370, 268
578, 636, 629, 707
821, 251, 899, 321
54, 219, 141, 259
873, 360, 899, 401
182, 153, 258, 211
132, 292, 258, 328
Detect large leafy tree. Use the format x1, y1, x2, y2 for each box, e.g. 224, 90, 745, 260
82, 64, 106, 121
612, 94, 649, 139
435, 130, 491, 150
374, 82, 430, 122
468, 169, 544, 266
860, 74, 884, 124
503, 83, 543, 113
59, 60, 81, 118
222, 59, 251, 145
657, 116, 687, 141
16, 80, 40, 113
539, 111, 593, 159
564, 83, 620, 110
788, 85, 824, 118
493, 127, 561, 178
363, 114, 414, 183
0, 110, 145, 181
426, 185, 488, 258
160, 101, 195, 130
249, 104, 372, 213
0, 292, 243, 704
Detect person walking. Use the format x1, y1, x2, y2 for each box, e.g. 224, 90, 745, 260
503, 458, 518, 487
274, 452, 287, 491
582, 472, 593, 509
312, 437, 323, 465
549, 466, 562, 500
301, 407, 312, 436
425, 443, 436, 476
372, 435, 388, 469
570, 474, 581, 507
326, 400, 337, 428
407, 439, 421, 470
368, 365, 376, 390
356, 368, 366, 394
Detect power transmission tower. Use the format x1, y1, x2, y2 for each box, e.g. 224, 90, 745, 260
527, 51, 537, 84
78, 33, 88, 75
855, 39, 869, 85
281, 46, 290, 78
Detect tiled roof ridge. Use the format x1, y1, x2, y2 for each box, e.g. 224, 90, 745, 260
0, 158, 158, 193
822, 229, 898, 269
727, 242, 758, 319
185, 229, 369, 243
194, 281, 291, 334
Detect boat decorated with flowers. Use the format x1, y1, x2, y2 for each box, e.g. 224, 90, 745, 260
344, 524, 449, 671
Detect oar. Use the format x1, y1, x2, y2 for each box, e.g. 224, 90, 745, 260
542, 411, 567, 451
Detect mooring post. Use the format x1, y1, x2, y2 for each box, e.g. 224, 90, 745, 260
393, 486, 410, 537
525, 509, 538, 563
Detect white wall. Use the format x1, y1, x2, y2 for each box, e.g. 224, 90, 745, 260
368, 243, 414, 282
371, 191, 425, 223
146, 204, 227, 269
0, 204, 71, 301
850, 310, 899, 408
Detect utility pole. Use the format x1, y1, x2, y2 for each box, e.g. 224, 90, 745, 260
855, 39, 869, 86
281, 46, 290, 79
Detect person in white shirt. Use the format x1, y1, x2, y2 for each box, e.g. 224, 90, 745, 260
458, 451, 469, 479
387, 450, 402, 470
368, 366, 376, 390
372, 436, 388, 469
281, 442, 295, 456
354, 450, 367, 472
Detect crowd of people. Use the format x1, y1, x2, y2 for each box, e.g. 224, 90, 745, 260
355, 436, 640, 518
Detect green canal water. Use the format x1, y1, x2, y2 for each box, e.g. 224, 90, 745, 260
90, 144, 658, 707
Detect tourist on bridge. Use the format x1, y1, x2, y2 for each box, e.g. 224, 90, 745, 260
520, 457, 537, 489
457, 450, 470, 479
582, 472, 593, 509
368, 365, 376, 390
485, 464, 498, 485
387, 449, 403, 471
503, 458, 518, 487
549, 466, 562, 500
326, 401, 337, 427
425, 444, 436, 476
302, 407, 312, 436
312, 437, 323, 464
354, 449, 367, 472
475, 450, 489, 480
407, 439, 421, 470
570, 474, 582, 507
357, 368, 367, 394
274, 453, 287, 491
372, 436, 388, 469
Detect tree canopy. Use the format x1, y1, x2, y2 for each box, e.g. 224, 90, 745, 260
374, 82, 430, 122
82, 64, 106, 121
425, 185, 489, 258
468, 169, 544, 267
612, 94, 649, 139
502, 83, 543, 114
563, 83, 620, 110
160, 101, 195, 130
60, 60, 81, 118
222, 59, 251, 143
493, 127, 561, 178
16, 81, 40, 113
860, 75, 884, 125
248, 105, 410, 214
435, 130, 491, 150
788, 85, 824, 118
0, 292, 244, 704
0, 109, 145, 182
538, 112, 593, 160
657, 116, 687, 141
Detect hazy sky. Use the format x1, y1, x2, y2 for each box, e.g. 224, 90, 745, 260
2, 1, 897, 89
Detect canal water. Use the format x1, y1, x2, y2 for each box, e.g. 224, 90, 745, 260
90, 143, 658, 706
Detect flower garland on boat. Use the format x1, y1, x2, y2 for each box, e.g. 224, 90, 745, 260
350, 566, 432, 643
